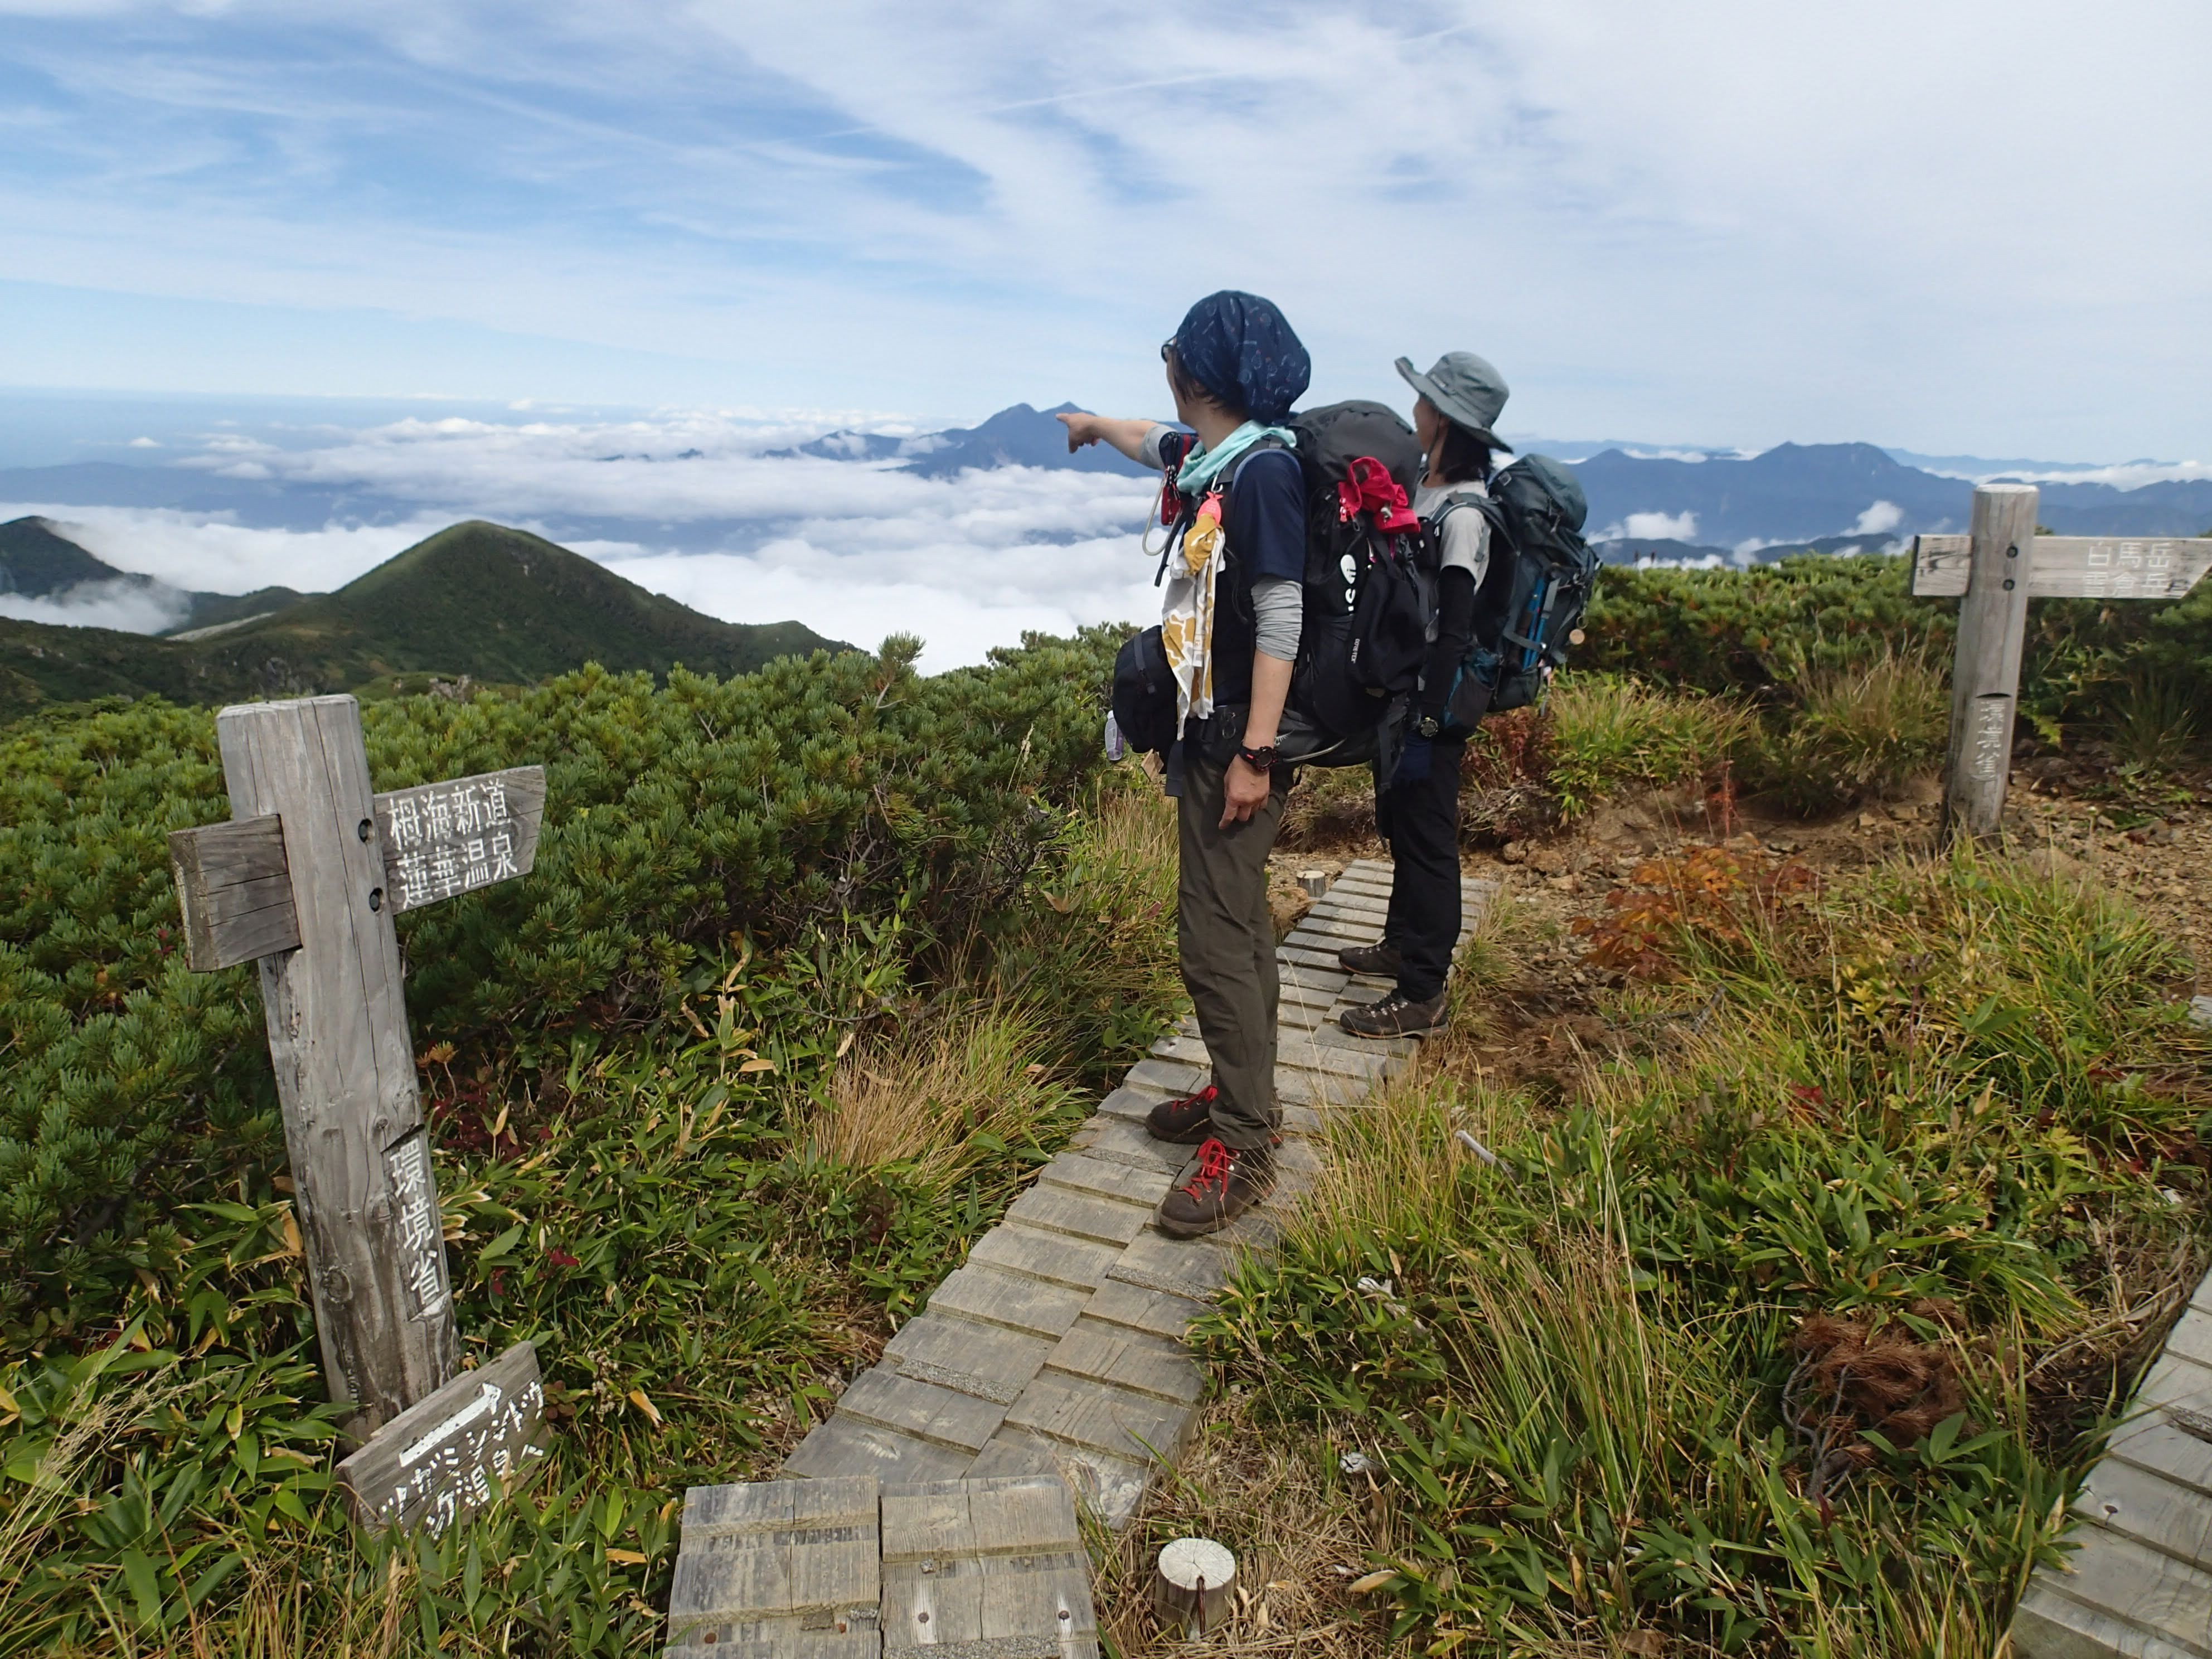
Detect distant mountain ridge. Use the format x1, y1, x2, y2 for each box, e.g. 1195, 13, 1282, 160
4, 409, 2206, 559
0, 520, 848, 723
774, 402, 1151, 479
767, 410, 2212, 543
1573, 442, 2212, 545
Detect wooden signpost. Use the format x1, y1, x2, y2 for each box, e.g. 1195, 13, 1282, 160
168, 693, 549, 1532
1914, 485, 2212, 838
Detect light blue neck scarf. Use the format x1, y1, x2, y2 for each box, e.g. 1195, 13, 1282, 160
1175, 419, 1298, 496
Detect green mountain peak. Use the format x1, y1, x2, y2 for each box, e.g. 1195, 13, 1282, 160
0, 519, 848, 723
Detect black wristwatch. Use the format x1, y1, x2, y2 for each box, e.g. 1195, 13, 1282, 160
1415, 714, 1442, 739
1237, 744, 1279, 773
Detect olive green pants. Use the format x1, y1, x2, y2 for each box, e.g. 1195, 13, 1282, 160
1176, 751, 1289, 1151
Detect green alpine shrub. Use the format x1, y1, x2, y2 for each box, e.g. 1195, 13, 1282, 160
0, 629, 1120, 1325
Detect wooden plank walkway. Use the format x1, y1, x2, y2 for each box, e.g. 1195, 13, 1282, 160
664, 1473, 1095, 1659
2011, 1266, 2212, 1657
780, 858, 1491, 1526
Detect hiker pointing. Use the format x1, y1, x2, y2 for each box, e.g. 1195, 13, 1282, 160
1337, 352, 1511, 1039
1058, 290, 1309, 1238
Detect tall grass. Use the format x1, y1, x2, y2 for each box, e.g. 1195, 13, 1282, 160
2104, 672, 2200, 772
1203, 840, 2209, 1655
1545, 675, 1754, 821
1755, 647, 1950, 814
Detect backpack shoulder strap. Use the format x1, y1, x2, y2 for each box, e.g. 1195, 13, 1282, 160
1219, 434, 1292, 488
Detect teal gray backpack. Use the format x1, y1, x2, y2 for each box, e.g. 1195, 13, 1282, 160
1431, 454, 1598, 729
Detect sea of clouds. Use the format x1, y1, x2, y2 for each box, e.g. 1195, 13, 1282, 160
1, 409, 1168, 673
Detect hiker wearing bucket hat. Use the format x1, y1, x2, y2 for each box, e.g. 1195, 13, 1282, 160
1339, 352, 1513, 1040
1056, 292, 1312, 1238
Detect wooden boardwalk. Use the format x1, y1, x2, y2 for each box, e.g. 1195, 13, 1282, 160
663, 1472, 1095, 1658
778, 858, 1488, 1526
2011, 1267, 2212, 1657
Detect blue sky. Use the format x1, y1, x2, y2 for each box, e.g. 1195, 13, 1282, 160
4, 2, 2209, 457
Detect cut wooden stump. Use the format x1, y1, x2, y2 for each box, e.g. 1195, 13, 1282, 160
1152, 1537, 1236, 1638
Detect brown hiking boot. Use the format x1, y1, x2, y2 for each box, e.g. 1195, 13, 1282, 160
1338, 941, 1403, 977
1154, 1138, 1275, 1239
1340, 989, 1448, 1039
1145, 1083, 1221, 1144
1146, 1081, 1283, 1143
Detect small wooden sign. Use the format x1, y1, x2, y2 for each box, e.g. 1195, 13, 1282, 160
374, 765, 546, 914
1913, 533, 2212, 600
337, 1339, 551, 1535
168, 764, 546, 972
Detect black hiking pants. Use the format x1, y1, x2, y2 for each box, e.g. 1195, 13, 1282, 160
1176, 749, 1290, 1151
1376, 736, 1466, 1003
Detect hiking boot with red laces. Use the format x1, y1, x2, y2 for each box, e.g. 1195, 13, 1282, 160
1146, 1082, 1284, 1143
1146, 1083, 1221, 1144
1338, 941, 1403, 977
1154, 1137, 1275, 1239
1340, 989, 1447, 1039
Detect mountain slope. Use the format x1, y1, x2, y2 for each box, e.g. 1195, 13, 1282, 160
0, 520, 848, 723
0, 516, 123, 595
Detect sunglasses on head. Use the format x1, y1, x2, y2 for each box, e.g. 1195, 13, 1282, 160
1160, 339, 1176, 363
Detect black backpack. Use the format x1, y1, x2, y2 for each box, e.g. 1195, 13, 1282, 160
1107, 404, 1435, 761
1108, 623, 1179, 757
1433, 454, 1598, 729
1278, 401, 1435, 743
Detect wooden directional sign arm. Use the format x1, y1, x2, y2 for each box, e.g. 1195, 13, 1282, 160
1914, 533, 2212, 600
168, 814, 299, 971
373, 767, 547, 914
170, 767, 547, 969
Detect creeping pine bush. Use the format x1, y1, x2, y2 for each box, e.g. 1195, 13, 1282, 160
1585, 549, 2212, 748
0, 629, 1119, 1329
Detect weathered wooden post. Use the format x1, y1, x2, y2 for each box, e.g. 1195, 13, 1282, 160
1914, 494, 2212, 841
168, 693, 551, 1532
1942, 482, 2039, 837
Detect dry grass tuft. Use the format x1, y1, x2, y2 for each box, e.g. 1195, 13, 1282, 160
1089, 770, 1179, 870
811, 1007, 1075, 1185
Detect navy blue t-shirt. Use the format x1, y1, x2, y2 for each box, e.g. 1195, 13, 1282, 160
1161, 435, 1305, 710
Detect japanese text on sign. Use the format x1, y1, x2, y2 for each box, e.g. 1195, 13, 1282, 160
345, 1345, 551, 1536
386, 1132, 450, 1322
378, 774, 525, 913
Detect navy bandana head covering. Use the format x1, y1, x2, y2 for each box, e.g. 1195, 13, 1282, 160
1171, 290, 1311, 424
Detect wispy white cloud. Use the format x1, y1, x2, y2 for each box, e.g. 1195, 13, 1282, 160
1600, 509, 1700, 542
0, 576, 189, 632
1, 4, 2207, 457
1852, 500, 1903, 536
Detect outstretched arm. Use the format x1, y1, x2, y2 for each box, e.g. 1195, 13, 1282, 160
1057, 412, 1166, 467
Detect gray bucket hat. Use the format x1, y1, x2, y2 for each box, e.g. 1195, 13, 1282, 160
1395, 351, 1512, 448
